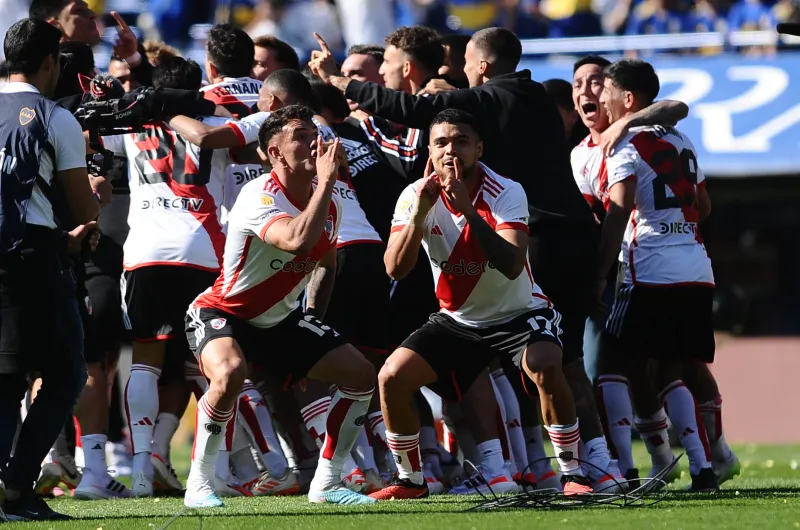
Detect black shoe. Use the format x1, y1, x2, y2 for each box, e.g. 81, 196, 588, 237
5, 492, 72, 521
687, 467, 720, 493
624, 468, 641, 490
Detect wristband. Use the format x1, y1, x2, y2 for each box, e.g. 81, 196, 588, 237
125, 51, 142, 65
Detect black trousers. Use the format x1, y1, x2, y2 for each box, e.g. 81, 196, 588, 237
0, 247, 87, 492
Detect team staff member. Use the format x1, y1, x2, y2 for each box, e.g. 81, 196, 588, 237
0, 18, 100, 521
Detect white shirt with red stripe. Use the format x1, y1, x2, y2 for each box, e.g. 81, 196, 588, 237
229, 113, 382, 248
192, 172, 341, 328
201, 77, 262, 119
571, 135, 609, 210
391, 163, 549, 328
101, 119, 228, 272
606, 125, 713, 286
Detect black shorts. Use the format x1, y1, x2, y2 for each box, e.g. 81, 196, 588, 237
400, 308, 564, 402
186, 307, 347, 390
604, 283, 716, 363
325, 243, 389, 354
81, 273, 125, 363
388, 251, 439, 349
529, 225, 599, 366
122, 265, 217, 342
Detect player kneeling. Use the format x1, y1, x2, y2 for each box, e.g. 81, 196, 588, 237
184, 105, 377, 507
371, 109, 592, 500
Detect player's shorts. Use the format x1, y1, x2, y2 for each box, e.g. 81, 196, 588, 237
604, 283, 716, 363
186, 307, 347, 390
400, 308, 564, 402
529, 222, 599, 366
325, 243, 389, 354
81, 273, 125, 363
388, 251, 439, 349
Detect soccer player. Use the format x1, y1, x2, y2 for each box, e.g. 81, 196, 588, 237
596, 58, 719, 492
184, 105, 377, 507
370, 109, 592, 500
201, 24, 262, 118
252, 35, 300, 81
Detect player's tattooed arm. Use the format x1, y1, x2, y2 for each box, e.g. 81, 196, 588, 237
599, 100, 689, 157
306, 247, 337, 319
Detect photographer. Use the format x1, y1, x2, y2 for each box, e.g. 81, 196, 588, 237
0, 19, 100, 521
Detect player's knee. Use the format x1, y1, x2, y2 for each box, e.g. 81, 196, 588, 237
524, 345, 563, 386
348, 350, 377, 391
213, 355, 248, 398
378, 359, 413, 397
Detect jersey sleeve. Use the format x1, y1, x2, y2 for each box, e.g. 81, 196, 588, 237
228, 111, 271, 147
50, 108, 89, 171
681, 133, 706, 188
390, 182, 422, 234
493, 182, 530, 233
238, 188, 292, 242
606, 141, 639, 187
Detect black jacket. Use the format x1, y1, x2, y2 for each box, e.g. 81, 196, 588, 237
345, 70, 595, 229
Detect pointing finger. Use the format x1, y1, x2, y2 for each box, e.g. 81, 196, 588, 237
111, 11, 131, 33
313, 32, 331, 54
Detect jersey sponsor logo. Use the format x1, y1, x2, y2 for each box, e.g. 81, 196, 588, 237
658, 221, 698, 235
140, 197, 205, 211
260, 208, 281, 220
430, 258, 495, 276
210, 318, 227, 330
324, 215, 334, 239
0, 147, 18, 176
270, 257, 319, 273
235, 166, 268, 185
18, 107, 35, 126
333, 183, 357, 201
261, 195, 275, 206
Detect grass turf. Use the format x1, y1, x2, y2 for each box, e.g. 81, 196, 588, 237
16, 443, 800, 529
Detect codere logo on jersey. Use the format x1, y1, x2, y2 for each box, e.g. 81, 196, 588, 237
270, 257, 319, 273
431, 258, 495, 276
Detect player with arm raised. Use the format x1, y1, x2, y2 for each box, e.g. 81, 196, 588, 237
596, 59, 719, 493
370, 109, 592, 501
184, 105, 377, 508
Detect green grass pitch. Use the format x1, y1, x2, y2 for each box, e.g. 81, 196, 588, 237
17, 443, 800, 529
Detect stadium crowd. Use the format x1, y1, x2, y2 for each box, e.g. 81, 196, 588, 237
0, 0, 766, 522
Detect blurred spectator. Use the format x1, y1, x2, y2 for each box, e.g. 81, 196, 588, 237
246, 0, 344, 53
443, 0, 505, 33
0, 0, 30, 60
252, 35, 300, 81
686, 0, 730, 32
728, 0, 776, 30
438, 33, 470, 87
336, 0, 394, 50
626, 0, 688, 35
537, 0, 603, 36
108, 55, 142, 91
30, 0, 103, 47
143, 40, 182, 65
773, 0, 800, 26
246, 0, 286, 40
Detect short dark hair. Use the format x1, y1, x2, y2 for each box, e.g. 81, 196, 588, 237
430, 108, 481, 139
0, 61, 8, 78
258, 104, 316, 150
573, 55, 611, 73
471, 27, 521, 74
542, 78, 573, 113
207, 23, 255, 79
4, 18, 62, 77
311, 80, 350, 122
347, 44, 385, 66
153, 56, 203, 90
55, 41, 95, 99
439, 33, 470, 57
254, 35, 300, 71
265, 69, 319, 112
604, 59, 660, 106
385, 26, 444, 74
29, 0, 69, 20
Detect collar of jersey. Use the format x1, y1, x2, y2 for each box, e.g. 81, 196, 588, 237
437, 165, 486, 217
270, 170, 312, 211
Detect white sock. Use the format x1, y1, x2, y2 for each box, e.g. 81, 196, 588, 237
545, 422, 584, 476
215, 414, 238, 482
476, 439, 505, 477
386, 431, 423, 485
81, 434, 108, 477
310, 387, 373, 492
489, 377, 517, 477
583, 437, 612, 482
151, 413, 179, 461
238, 381, 288, 476
523, 425, 552, 478
301, 397, 331, 449
635, 408, 675, 469
350, 426, 377, 472
596, 375, 635, 476
188, 395, 234, 492
230, 437, 262, 483
661, 381, 711, 475
491, 370, 529, 476
125, 364, 161, 455
698, 395, 733, 462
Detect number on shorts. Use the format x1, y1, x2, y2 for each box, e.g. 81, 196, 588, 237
527, 316, 555, 337
298, 315, 340, 337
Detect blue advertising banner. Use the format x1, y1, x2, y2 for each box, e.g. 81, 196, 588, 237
521, 54, 800, 177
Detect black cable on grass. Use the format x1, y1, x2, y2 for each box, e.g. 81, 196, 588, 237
157, 507, 203, 530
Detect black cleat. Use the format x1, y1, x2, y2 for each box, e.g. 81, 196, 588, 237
687, 467, 720, 493
624, 468, 641, 490
5, 492, 72, 521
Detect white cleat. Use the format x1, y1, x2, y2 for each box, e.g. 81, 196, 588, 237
448, 466, 520, 495
591, 460, 629, 494
362, 468, 387, 495
251, 470, 300, 496
308, 484, 377, 504
535, 470, 563, 492
74, 474, 132, 500
152, 454, 183, 493
648, 461, 681, 484
34, 463, 63, 496
132, 470, 154, 498
215, 476, 253, 498
185, 483, 225, 508
713, 452, 741, 485
423, 464, 444, 495
342, 466, 367, 493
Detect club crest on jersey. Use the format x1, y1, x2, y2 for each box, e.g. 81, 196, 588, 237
19, 107, 36, 126
261, 195, 274, 206
324, 215, 334, 239
210, 318, 227, 330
